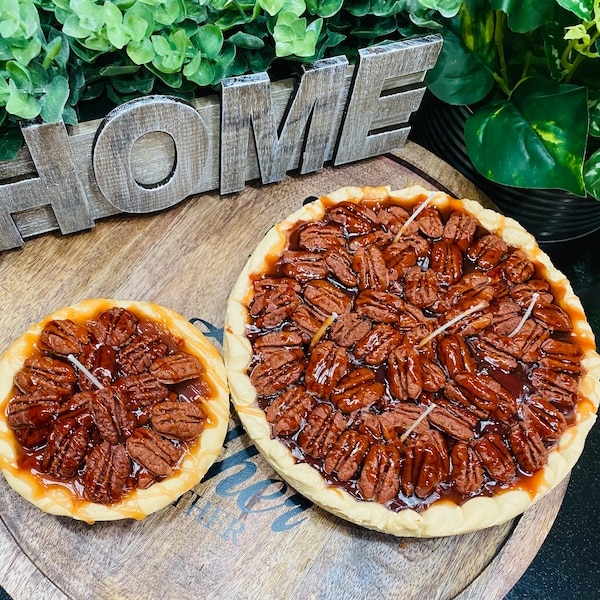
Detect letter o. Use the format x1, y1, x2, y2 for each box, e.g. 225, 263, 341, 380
93, 96, 208, 213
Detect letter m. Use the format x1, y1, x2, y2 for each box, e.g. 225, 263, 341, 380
219, 56, 348, 194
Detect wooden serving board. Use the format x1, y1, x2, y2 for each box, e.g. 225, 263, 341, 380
0, 143, 569, 600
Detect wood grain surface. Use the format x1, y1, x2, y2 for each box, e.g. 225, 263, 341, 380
0, 143, 569, 600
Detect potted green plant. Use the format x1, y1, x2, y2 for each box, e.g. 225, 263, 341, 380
405, 0, 600, 242
0, 0, 438, 160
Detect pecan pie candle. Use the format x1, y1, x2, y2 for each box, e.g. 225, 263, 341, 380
224, 186, 600, 537
0, 299, 229, 523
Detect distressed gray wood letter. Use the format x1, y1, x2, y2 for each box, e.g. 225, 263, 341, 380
334, 35, 443, 165
0, 121, 93, 251
220, 56, 348, 194
93, 96, 208, 213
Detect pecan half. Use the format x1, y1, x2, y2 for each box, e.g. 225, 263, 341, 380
150, 352, 203, 384
323, 430, 371, 481
266, 385, 317, 436
388, 345, 422, 400
473, 433, 516, 483
539, 338, 583, 375
359, 404, 430, 442
377, 205, 418, 236
82, 441, 131, 503
443, 211, 477, 250
355, 290, 418, 325
532, 302, 572, 332
304, 279, 352, 318
469, 331, 519, 372
467, 234, 508, 269
57, 391, 95, 428
358, 443, 401, 504
88, 307, 138, 347
329, 201, 379, 234
353, 245, 389, 291
297, 403, 346, 458
353, 323, 402, 366
383, 241, 417, 281
249, 277, 302, 329
329, 312, 372, 348
401, 431, 449, 498
437, 334, 476, 378
250, 349, 304, 397
324, 246, 358, 288
279, 251, 328, 282
89, 387, 136, 445
428, 405, 473, 441
150, 400, 206, 441
404, 266, 439, 308
77, 344, 117, 391
117, 373, 169, 409
42, 418, 89, 479
416, 205, 444, 238
6, 390, 61, 429
39, 319, 90, 356
126, 427, 182, 477
509, 280, 553, 307
523, 395, 568, 442
14, 355, 76, 396
451, 441, 483, 495
118, 331, 169, 375
531, 367, 579, 396
510, 320, 549, 362
502, 250, 535, 284
331, 368, 384, 413
508, 421, 547, 474
430, 240, 463, 285
305, 341, 349, 398
298, 223, 346, 251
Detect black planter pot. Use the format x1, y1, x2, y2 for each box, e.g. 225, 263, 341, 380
409, 92, 600, 244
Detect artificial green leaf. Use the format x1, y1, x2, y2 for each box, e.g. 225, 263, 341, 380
555, 0, 593, 20
418, 0, 462, 19
6, 79, 39, 119
464, 78, 588, 195
153, 0, 181, 25
185, 55, 215, 85
489, 0, 556, 33
584, 148, 600, 199
306, 0, 343, 18
12, 37, 42, 66
6, 60, 32, 91
228, 31, 265, 49
39, 74, 69, 122
197, 24, 223, 59
0, 78, 10, 105
0, 125, 23, 161
425, 26, 495, 105
124, 3, 155, 41
259, 0, 285, 16
99, 64, 140, 76
589, 90, 600, 137
61, 104, 78, 125
127, 38, 155, 64
281, 0, 307, 17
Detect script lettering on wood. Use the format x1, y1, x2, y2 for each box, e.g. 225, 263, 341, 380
0, 122, 93, 251
93, 96, 210, 213
0, 34, 442, 250
335, 36, 443, 165
220, 56, 348, 193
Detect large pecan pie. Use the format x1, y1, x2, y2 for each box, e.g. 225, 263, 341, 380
0, 298, 229, 523
224, 185, 600, 537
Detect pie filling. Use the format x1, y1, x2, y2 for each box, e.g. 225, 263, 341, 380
245, 194, 592, 512
4, 306, 217, 506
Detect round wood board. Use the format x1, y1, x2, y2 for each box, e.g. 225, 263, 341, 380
0, 142, 570, 600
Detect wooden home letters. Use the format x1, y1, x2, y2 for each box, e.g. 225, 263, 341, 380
0, 35, 442, 251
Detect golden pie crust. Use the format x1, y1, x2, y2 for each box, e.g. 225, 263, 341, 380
224, 185, 600, 537
0, 298, 230, 523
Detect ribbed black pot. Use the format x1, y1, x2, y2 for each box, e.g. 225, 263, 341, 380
409, 92, 600, 244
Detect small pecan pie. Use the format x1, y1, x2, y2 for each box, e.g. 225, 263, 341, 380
224, 186, 600, 537
0, 299, 229, 523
